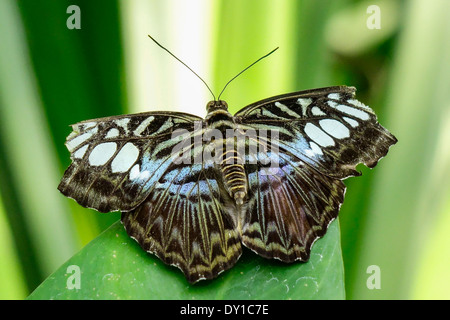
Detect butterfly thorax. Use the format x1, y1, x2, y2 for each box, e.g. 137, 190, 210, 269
205, 100, 248, 207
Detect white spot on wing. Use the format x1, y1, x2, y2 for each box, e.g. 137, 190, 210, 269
297, 98, 312, 107
73, 144, 88, 159
328, 100, 338, 108
347, 99, 372, 111
274, 102, 300, 118
81, 122, 97, 129
311, 106, 326, 116
304, 123, 335, 147
89, 142, 117, 166
297, 98, 312, 116
105, 128, 120, 139
133, 116, 155, 136
343, 116, 359, 128
66, 128, 96, 152
129, 164, 140, 180
327, 93, 340, 100
319, 119, 350, 139
111, 142, 139, 173
308, 141, 323, 156
67, 130, 78, 140
262, 107, 283, 119
328, 101, 370, 120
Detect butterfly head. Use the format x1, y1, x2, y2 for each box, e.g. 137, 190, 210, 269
206, 100, 228, 112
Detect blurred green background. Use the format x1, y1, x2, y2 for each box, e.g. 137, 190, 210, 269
0, 0, 449, 300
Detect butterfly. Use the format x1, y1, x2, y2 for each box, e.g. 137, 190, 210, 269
58, 84, 397, 283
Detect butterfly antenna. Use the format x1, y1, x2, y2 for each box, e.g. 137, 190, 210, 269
217, 47, 279, 101
148, 35, 216, 101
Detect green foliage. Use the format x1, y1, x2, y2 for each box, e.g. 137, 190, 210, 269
28, 220, 344, 300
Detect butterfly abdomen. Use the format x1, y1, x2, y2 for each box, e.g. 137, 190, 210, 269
221, 148, 247, 205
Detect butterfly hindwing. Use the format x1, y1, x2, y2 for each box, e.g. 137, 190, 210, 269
121, 161, 242, 283
58, 111, 203, 212
242, 147, 346, 262
235, 86, 397, 179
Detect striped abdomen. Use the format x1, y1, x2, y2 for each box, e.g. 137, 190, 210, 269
221, 148, 247, 205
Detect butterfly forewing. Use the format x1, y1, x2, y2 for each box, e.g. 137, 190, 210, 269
58, 111, 203, 212
235, 86, 397, 179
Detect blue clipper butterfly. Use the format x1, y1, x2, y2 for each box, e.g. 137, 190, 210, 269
58, 38, 397, 283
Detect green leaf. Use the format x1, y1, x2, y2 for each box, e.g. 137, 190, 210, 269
27, 219, 344, 300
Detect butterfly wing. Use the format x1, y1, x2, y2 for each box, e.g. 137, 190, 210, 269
242, 150, 345, 262
235, 86, 397, 179
121, 161, 242, 283
58, 111, 203, 212
236, 86, 396, 261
